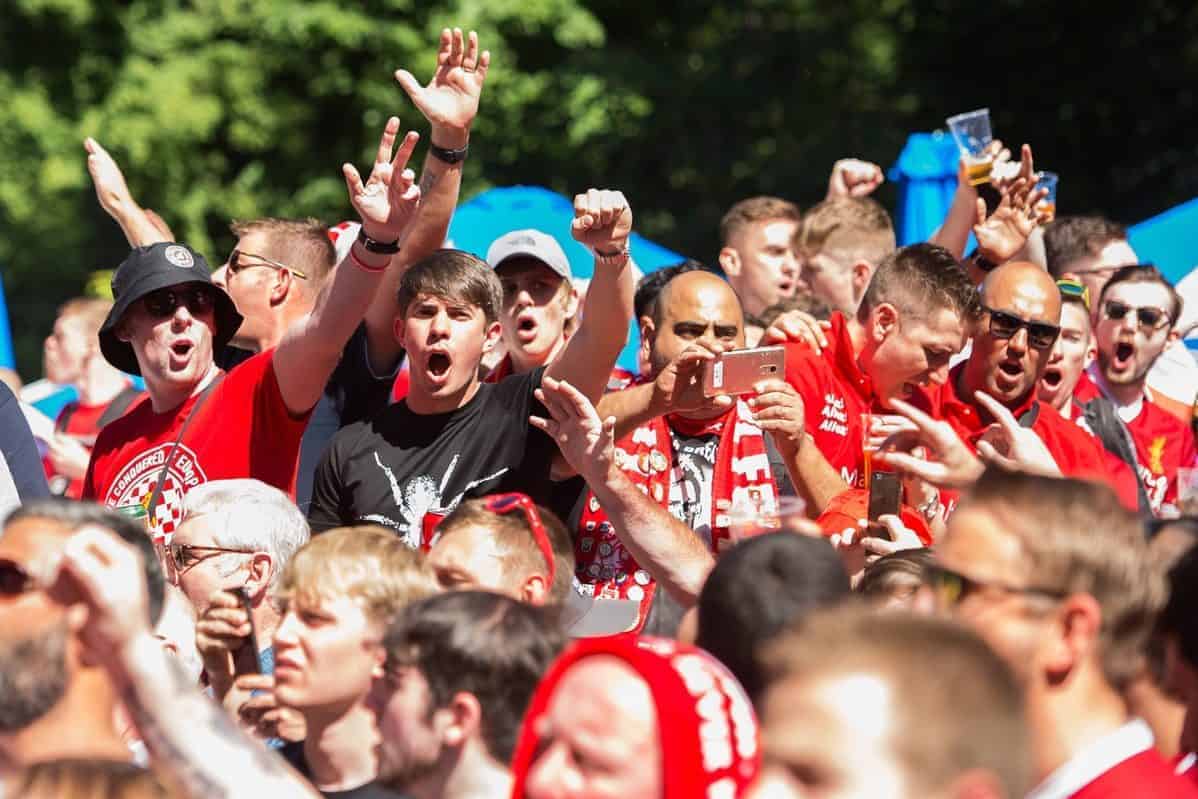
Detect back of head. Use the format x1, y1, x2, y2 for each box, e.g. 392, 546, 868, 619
858, 242, 980, 326
182, 478, 310, 592
437, 498, 575, 607
960, 469, 1166, 689
230, 218, 337, 292
794, 196, 896, 266
634, 260, 706, 322
398, 249, 503, 324
760, 605, 1031, 799
857, 547, 935, 602
384, 590, 565, 764
278, 525, 437, 626
696, 533, 850, 702
14, 758, 175, 799
720, 197, 801, 247
1159, 544, 1198, 667
6, 498, 165, 626
1043, 216, 1128, 278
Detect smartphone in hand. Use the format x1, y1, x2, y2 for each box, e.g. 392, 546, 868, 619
867, 470, 903, 541
702, 346, 786, 398
230, 586, 261, 676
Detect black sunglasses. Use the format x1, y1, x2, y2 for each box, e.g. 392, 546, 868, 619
982, 306, 1060, 350
1102, 300, 1170, 331
0, 559, 36, 597
928, 563, 1068, 608
143, 286, 217, 319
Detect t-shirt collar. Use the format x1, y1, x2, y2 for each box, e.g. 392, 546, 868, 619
1026, 719, 1154, 799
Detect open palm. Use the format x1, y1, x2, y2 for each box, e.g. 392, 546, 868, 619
395, 28, 490, 132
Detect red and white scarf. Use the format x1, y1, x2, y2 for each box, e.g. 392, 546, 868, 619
575, 398, 778, 630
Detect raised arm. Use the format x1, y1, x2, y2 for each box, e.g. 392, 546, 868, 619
544, 190, 636, 404
363, 28, 491, 374
532, 377, 714, 605
272, 118, 421, 415
52, 526, 318, 799
84, 138, 171, 247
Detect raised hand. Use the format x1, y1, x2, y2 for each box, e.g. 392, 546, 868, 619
395, 28, 490, 144
531, 376, 617, 485
572, 188, 633, 256
973, 391, 1062, 477
827, 158, 884, 199
343, 117, 421, 243
762, 309, 831, 354
84, 137, 135, 216
973, 174, 1048, 265
872, 398, 984, 489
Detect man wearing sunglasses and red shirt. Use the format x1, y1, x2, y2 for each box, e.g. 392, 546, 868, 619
82, 118, 424, 536
939, 261, 1137, 510
1071, 266, 1197, 516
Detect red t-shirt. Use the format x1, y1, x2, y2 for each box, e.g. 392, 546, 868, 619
44, 396, 119, 499
83, 350, 310, 536
1075, 369, 1197, 513
940, 365, 1138, 510
1071, 749, 1198, 798
783, 311, 937, 488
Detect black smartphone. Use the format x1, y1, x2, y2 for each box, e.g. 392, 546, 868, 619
867, 470, 903, 539
231, 586, 261, 676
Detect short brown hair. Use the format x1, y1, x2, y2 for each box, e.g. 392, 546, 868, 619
397, 249, 503, 324
13, 759, 174, 799
794, 197, 895, 267
230, 217, 337, 290
1043, 216, 1128, 277
57, 297, 112, 339
858, 242, 980, 325
1098, 264, 1183, 327
761, 605, 1030, 799
437, 499, 574, 607
719, 196, 800, 246
960, 470, 1167, 689
277, 526, 437, 626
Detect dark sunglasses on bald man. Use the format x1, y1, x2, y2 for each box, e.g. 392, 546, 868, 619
981, 306, 1060, 350
142, 286, 217, 319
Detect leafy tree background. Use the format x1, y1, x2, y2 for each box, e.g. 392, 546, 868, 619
1, 0, 1195, 377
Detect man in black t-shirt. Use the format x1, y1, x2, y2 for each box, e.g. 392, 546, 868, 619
309, 189, 635, 539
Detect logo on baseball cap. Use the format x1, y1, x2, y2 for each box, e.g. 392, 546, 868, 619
485, 229, 573, 282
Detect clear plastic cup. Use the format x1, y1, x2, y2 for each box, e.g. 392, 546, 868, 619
946, 108, 994, 186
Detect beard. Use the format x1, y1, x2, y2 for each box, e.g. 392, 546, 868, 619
0, 622, 69, 732
378, 741, 442, 793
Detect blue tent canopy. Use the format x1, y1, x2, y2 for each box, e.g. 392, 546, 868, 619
1128, 197, 1198, 287
888, 131, 975, 250
447, 185, 686, 371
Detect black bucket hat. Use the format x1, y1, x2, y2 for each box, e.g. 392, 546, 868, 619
98, 242, 243, 376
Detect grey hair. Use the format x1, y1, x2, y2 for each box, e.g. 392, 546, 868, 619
182, 479, 309, 592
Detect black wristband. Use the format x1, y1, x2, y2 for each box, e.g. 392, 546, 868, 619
356, 227, 400, 255
968, 249, 999, 273
429, 142, 469, 164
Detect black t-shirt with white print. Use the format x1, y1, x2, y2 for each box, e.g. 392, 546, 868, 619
308, 367, 557, 543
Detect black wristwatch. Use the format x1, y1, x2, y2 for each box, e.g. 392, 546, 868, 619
429, 142, 469, 164
968, 249, 999, 273
356, 227, 400, 255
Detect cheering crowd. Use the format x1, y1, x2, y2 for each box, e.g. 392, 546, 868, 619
3, 25, 1198, 799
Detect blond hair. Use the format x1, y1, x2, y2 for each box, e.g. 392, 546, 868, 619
761, 604, 1031, 799
719, 196, 800, 246
960, 470, 1167, 689
57, 297, 113, 339
277, 526, 438, 625
230, 217, 337, 291
794, 197, 895, 267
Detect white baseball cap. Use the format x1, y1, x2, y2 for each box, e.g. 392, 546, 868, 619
485, 229, 573, 282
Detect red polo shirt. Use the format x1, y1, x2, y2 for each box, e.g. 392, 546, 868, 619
783, 312, 938, 489
1074, 368, 1197, 514
941, 364, 1138, 509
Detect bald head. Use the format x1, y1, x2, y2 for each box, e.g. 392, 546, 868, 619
645, 271, 745, 378
980, 262, 1061, 326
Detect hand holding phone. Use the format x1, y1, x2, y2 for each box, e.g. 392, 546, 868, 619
867, 470, 902, 541
702, 346, 786, 398
230, 586, 261, 676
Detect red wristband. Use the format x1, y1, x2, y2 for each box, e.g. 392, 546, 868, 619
349, 247, 388, 274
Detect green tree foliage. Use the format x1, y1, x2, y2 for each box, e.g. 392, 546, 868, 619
1, 0, 1196, 376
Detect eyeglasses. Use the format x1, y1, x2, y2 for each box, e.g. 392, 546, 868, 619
143, 286, 217, 319
928, 563, 1068, 608
1101, 300, 1171, 331
981, 306, 1060, 350
1056, 279, 1090, 311
483, 493, 556, 586
0, 559, 36, 597
227, 249, 308, 280
165, 543, 253, 575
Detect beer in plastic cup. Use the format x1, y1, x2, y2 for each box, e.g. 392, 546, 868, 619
946, 109, 994, 186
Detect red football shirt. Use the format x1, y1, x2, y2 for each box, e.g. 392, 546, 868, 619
783, 312, 937, 489
83, 350, 310, 536
940, 365, 1137, 509
1074, 367, 1197, 513
1071, 749, 1198, 798
45, 395, 122, 499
